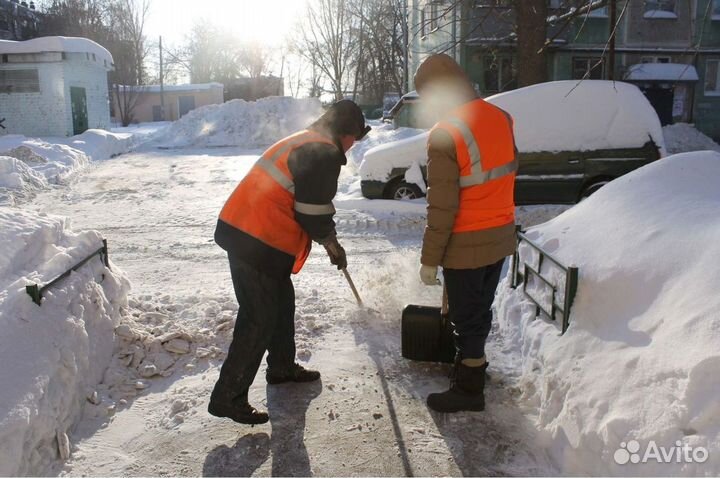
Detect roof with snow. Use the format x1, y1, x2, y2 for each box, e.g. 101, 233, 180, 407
0, 36, 114, 67
624, 63, 699, 82
116, 83, 224, 93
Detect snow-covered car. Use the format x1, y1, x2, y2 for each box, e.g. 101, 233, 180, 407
360, 80, 666, 204
383, 90, 437, 129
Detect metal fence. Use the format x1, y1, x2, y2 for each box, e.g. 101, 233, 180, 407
510, 230, 579, 334
26, 239, 109, 306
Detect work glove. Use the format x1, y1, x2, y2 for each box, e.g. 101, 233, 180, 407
419, 264, 440, 286
323, 236, 347, 270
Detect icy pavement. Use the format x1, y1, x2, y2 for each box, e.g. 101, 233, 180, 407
32, 145, 557, 476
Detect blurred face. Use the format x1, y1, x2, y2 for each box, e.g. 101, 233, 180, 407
418, 79, 477, 120
339, 135, 356, 153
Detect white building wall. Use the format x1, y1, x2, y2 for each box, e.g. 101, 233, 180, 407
0, 61, 68, 137
61, 55, 111, 133
0, 53, 110, 137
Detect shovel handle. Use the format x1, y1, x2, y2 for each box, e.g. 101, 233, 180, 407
342, 268, 363, 306
441, 285, 449, 316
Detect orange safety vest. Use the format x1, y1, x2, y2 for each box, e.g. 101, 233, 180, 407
432, 98, 517, 233
219, 130, 336, 274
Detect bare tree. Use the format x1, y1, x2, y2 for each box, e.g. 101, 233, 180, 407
348, 0, 406, 103
238, 41, 273, 79
295, 0, 357, 100
113, 84, 144, 126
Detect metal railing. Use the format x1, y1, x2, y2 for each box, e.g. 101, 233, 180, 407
26, 239, 110, 306
510, 230, 578, 334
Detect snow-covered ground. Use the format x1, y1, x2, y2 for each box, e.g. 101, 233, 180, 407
2, 95, 720, 476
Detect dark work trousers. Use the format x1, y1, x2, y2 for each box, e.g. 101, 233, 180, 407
211, 256, 296, 404
443, 258, 505, 360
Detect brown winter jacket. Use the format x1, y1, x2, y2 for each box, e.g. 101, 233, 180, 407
420, 128, 517, 269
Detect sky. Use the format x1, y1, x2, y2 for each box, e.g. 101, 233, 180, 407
143, 0, 309, 88
144, 0, 307, 51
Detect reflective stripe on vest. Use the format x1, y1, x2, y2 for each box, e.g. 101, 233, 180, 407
444, 117, 518, 188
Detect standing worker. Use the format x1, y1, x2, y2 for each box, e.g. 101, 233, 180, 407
416, 54, 518, 413
209, 100, 370, 424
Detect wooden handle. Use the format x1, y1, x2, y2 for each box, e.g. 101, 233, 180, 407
441, 285, 449, 316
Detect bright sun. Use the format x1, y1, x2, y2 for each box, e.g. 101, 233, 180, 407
151, 0, 307, 46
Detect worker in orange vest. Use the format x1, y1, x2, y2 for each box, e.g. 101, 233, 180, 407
416, 54, 518, 413
209, 100, 370, 424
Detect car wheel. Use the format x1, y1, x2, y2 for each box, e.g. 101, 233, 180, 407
580, 180, 611, 201
388, 181, 424, 200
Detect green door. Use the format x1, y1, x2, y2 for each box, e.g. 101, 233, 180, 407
70, 86, 88, 135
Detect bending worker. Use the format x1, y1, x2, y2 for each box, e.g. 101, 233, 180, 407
209, 100, 370, 424
416, 54, 518, 413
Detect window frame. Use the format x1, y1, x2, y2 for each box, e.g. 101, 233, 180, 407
0, 68, 40, 94
643, 0, 678, 19
712, 0, 720, 20
572, 56, 605, 80
705, 58, 720, 96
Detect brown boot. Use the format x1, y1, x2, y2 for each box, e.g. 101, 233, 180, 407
427, 362, 487, 413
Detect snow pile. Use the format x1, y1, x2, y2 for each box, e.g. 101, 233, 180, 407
60, 129, 136, 162
662, 123, 720, 155
495, 151, 720, 475
0, 156, 48, 205
155, 96, 324, 149
0, 130, 136, 204
0, 208, 130, 476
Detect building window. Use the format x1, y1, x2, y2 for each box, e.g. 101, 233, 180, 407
705, 59, 720, 94
588, 6, 609, 17
713, 0, 720, 20
641, 56, 672, 63
423, 2, 441, 32
483, 56, 515, 94
0, 68, 40, 93
572, 57, 604, 80
644, 0, 677, 19
420, 6, 426, 36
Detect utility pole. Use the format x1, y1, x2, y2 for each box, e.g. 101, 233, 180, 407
159, 35, 165, 120
608, 0, 617, 80
403, 0, 409, 93
352, 0, 366, 101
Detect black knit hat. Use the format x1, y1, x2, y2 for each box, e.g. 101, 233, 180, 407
312, 99, 371, 140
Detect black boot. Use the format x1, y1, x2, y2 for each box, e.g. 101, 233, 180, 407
266, 363, 320, 384
208, 389, 269, 425
427, 362, 487, 413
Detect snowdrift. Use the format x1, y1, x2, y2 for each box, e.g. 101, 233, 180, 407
663, 123, 720, 155
155, 96, 324, 149
0, 208, 130, 476
0, 130, 137, 205
495, 151, 720, 475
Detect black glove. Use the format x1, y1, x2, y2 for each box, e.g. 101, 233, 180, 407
323, 236, 347, 270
